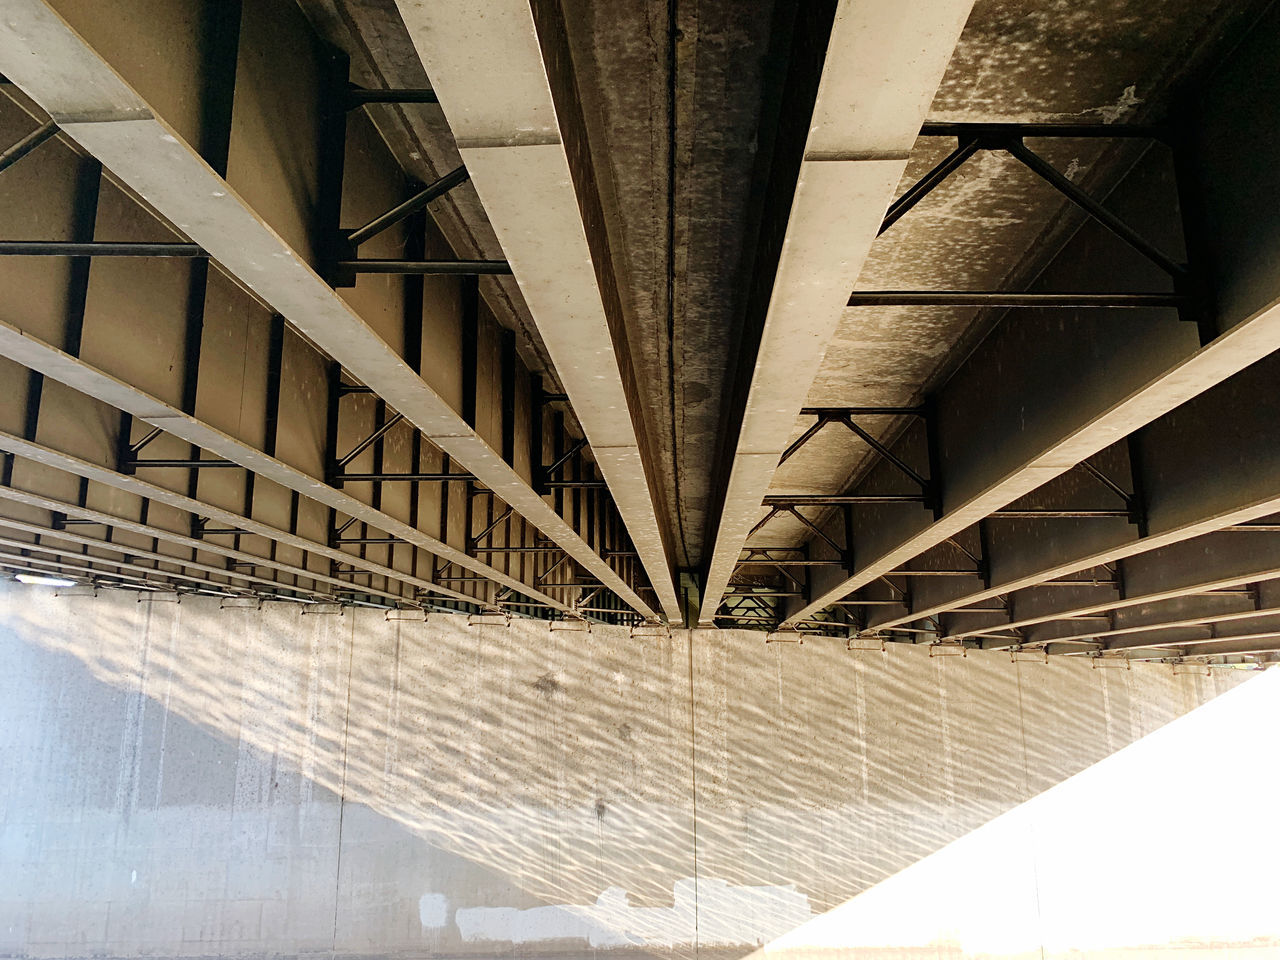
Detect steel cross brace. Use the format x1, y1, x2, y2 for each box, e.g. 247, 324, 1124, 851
0, 118, 58, 173
749, 505, 845, 556
856, 122, 1198, 319
320, 65, 506, 286
777, 408, 933, 500
758, 407, 938, 588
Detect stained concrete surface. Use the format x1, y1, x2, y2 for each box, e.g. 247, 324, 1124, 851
0, 582, 1245, 958
556, 0, 779, 568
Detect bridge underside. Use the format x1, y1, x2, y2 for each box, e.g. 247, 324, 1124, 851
0, 0, 1277, 666
1, 0, 1279, 956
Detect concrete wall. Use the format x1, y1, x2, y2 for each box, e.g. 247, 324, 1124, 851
0, 581, 1245, 959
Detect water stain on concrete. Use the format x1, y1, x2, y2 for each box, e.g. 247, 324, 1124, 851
532, 672, 561, 699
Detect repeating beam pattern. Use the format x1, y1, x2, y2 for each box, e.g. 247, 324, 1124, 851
0, 0, 660, 622
698, 0, 977, 624
0, 0, 658, 624
393, 0, 682, 623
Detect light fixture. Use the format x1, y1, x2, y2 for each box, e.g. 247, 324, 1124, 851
15, 573, 77, 587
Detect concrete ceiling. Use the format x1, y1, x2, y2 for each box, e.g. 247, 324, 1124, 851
555, 0, 780, 570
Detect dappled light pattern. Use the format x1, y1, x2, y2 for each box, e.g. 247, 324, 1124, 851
753, 669, 1280, 959
0, 582, 1245, 957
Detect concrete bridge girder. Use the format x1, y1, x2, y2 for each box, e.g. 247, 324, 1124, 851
0, 0, 658, 623
779, 53, 1280, 631
852, 340, 1280, 652
698, 0, 977, 623
390, 0, 682, 622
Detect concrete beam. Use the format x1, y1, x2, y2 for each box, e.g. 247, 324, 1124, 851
867, 488, 1280, 638
982, 602, 1280, 650
0, 319, 576, 615
0, 512, 351, 599
1106, 627, 1280, 655
0, 484, 415, 605
1174, 636, 1280, 659
0, 525, 320, 599
0, 539, 257, 598
1052, 627, 1280, 659
699, 0, 974, 623
0, 0, 658, 621
786, 322, 1280, 627
390, 0, 681, 623
787, 254, 1280, 629
861, 345, 1280, 638
951, 533, 1280, 644
0, 430, 511, 611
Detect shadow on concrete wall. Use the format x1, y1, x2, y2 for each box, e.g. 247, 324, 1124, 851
0, 583, 1242, 958
0, 621, 549, 957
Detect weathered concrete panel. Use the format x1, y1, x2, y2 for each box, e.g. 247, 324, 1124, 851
0, 582, 1244, 958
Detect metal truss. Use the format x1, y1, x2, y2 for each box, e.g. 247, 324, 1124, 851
0, 116, 57, 172
715, 120, 1246, 638
833, 512, 1280, 666
0, 14, 663, 621
0, 38, 660, 624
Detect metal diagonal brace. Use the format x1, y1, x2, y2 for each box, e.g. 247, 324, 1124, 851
346, 166, 471, 247
471, 506, 514, 546
1003, 138, 1186, 278
334, 412, 405, 471
778, 415, 832, 466
749, 506, 783, 539
839, 415, 929, 490
544, 437, 588, 478
0, 119, 57, 173
786, 507, 845, 556
879, 135, 980, 235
